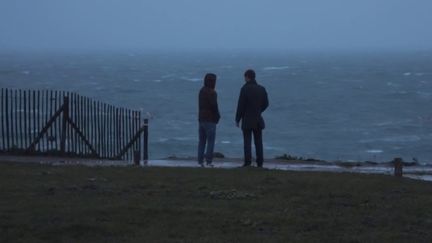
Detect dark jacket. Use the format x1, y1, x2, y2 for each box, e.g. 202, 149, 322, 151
199, 78, 220, 123
235, 80, 269, 130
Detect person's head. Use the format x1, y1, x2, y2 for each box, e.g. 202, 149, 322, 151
204, 73, 217, 89
244, 69, 256, 82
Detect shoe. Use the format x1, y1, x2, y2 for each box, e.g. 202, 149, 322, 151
198, 163, 205, 168
206, 162, 214, 168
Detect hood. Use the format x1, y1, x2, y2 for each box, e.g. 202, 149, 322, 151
204, 77, 216, 89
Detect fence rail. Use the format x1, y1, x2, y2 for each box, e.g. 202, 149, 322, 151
0, 88, 148, 161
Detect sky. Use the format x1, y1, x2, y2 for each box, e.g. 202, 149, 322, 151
0, 0, 431, 51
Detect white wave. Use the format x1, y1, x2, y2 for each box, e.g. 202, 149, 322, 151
21, 70, 30, 75
374, 119, 413, 127
374, 121, 397, 127
417, 91, 432, 99
161, 74, 175, 79
181, 137, 197, 141
221, 141, 231, 144
263, 66, 290, 71
181, 77, 201, 82
133, 79, 141, 82
403, 72, 412, 76
391, 90, 408, 95
382, 135, 421, 143
360, 134, 420, 144
264, 145, 285, 151
366, 149, 383, 153
158, 136, 196, 142
153, 79, 162, 83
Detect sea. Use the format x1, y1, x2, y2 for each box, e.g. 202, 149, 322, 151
1, 50, 432, 163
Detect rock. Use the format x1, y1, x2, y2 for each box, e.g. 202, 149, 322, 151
213, 152, 225, 158
275, 154, 297, 160
392, 158, 403, 177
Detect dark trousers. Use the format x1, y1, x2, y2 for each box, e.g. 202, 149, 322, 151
242, 128, 263, 167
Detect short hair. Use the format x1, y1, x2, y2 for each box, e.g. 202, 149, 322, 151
244, 69, 256, 80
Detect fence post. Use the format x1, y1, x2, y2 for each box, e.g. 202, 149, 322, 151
60, 96, 69, 154
143, 118, 148, 164
133, 151, 140, 166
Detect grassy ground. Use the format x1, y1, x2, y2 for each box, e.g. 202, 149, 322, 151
1, 162, 432, 243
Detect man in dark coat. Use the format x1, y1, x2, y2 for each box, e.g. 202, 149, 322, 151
236, 69, 269, 167
198, 73, 220, 167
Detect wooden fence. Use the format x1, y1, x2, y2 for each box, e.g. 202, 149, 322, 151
0, 88, 148, 161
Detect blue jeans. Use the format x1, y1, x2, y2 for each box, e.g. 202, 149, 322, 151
198, 122, 216, 164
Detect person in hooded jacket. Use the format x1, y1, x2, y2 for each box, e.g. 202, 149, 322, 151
198, 73, 220, 167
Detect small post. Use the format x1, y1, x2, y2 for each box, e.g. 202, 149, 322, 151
133, 150, 140, 166
143, 118, 148, 164
393, 157, 403, 177
60, 96, 69, 154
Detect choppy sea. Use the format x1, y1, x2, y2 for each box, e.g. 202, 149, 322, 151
1, 50, 431, 163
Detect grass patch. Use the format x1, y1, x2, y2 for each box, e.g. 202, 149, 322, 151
1, 162, 432, 242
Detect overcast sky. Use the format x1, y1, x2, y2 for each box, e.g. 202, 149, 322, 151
1, 0, 431, 51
